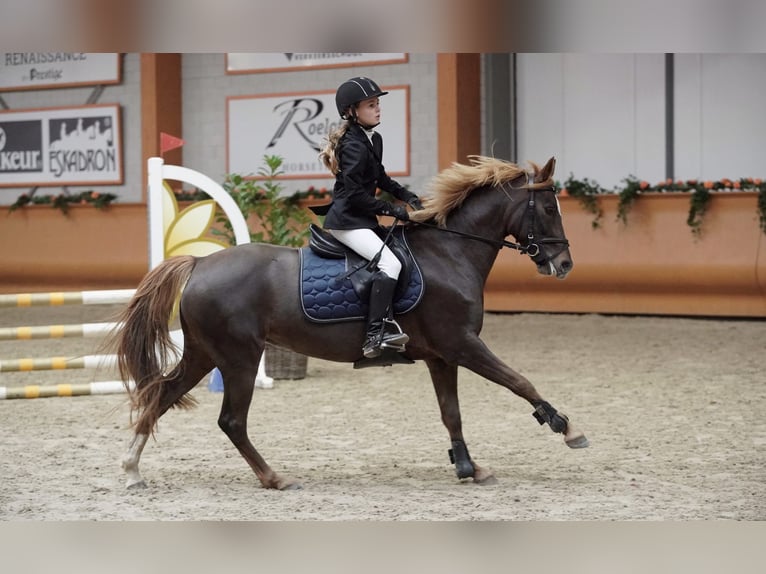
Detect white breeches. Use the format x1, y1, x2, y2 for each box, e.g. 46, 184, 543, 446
326, 228, 402, 279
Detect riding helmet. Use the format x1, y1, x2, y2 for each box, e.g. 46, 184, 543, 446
335, 77, 389, 119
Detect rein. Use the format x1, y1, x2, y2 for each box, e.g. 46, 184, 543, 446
410, 219, 531, 253
410, 178, 569, 260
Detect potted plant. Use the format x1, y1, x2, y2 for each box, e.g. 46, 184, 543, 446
217, 154, 313, 380
215, 154, 312, 247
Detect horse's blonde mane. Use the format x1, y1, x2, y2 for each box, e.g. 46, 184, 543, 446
410, 156, 550, 226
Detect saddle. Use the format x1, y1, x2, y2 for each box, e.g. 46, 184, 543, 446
298, 224, 424, 324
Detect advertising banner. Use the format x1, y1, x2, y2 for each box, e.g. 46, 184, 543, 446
0, 104, 122, 187
226, 53, 407, 74
227, 86, 409, 179
0, 53, 121, 91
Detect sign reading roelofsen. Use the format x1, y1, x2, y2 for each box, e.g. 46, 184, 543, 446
227, 86, 409, 179
0, 104, 122, 187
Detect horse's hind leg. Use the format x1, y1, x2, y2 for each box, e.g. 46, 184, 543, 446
122, 352, 212, 489
122, 432, 150, 489
217, 360, 301, 491
425, 358, 497, 485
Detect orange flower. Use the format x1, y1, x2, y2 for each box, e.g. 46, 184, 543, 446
91, 191, 100, 198
639, 181, 649, 190
755, 178, 762, 185
703, 181, 713, 189
319, 187, 327, 193
687, 179, 697, 185
733, 181, 741, 189
559, 187, 569, 197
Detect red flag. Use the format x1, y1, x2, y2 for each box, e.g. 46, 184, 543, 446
160, 132, 184, 155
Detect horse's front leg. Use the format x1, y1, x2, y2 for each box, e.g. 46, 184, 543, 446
455, 336, 589, 449
425, 357, 497, 485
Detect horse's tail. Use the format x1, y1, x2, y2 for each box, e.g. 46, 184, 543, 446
108, 255, 197, 432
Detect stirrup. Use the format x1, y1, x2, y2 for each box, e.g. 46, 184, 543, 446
364, 339, 406, 358
382, 318, 409, 346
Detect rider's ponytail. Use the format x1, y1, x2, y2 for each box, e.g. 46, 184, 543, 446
319, 121, 350, 175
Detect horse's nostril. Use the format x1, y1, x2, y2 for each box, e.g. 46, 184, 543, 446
560, 260, 572, 271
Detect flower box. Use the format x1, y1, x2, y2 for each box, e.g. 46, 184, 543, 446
485, 192, 766, 317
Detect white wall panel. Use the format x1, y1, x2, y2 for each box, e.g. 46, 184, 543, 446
517, 53, 665, 189
516, 54, 565, 174
634, 55, 666, 184
674, 54, 703, 180
675, 54, 766, 181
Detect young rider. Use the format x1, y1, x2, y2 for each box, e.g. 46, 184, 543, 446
319, 76, 423, 359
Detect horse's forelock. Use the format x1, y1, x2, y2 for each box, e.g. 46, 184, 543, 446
411, 156, 532, 226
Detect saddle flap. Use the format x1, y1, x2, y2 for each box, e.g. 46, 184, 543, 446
299, 226, 425, 324
309, 224, 346, 259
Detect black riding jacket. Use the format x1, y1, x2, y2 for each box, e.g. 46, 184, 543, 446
323, 123, 417, 230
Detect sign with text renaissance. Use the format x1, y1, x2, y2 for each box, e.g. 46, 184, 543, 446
227, 86, 409, 179
226, 53, 407, 74
0, 53, 121, 91
0, 104, 123, 187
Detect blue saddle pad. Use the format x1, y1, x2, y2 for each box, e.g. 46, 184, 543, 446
299, 234, 424, 323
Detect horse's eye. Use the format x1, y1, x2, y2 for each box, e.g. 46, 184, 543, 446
544, 204, 557, 215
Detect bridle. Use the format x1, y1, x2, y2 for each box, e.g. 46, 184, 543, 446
513, 173, 571, 264
410, 172, 570, 264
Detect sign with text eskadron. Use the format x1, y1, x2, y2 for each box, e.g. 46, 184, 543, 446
0, 104, 122, 187
0, 53, 120, 91
227, 86, 409, 179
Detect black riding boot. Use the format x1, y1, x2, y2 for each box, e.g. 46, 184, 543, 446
362, 273, 409, 358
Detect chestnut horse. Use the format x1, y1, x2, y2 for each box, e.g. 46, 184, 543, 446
109, 156, 588, 490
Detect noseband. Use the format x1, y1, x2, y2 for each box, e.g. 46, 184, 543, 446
413, 172, 570, 264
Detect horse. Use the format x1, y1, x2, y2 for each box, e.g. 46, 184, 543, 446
109, 155, 588, 491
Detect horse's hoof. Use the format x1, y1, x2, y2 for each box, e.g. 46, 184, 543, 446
126, 479, 147, 490
565, 434, 590, 449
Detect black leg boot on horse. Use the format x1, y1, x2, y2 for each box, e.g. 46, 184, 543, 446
362, 271, 409, 359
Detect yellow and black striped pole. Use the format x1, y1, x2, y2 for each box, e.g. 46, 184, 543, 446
0, 380, 134, 400
0, 354, 118, 372
0, 322, 119, 341
0, 289, 134, 308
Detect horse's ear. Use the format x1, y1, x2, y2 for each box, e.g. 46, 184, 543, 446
538, 157, 556, 182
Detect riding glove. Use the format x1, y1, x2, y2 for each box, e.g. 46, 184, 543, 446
407, 196, 424, 211
390, 204, 410, 221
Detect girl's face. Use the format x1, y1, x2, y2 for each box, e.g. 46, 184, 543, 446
355, 96, 380, 127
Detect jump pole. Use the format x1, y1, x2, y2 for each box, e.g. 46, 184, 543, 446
0, 380, 135, 400
0, 289, 135, 308
0, 322, 120, 341
0, 354, 118, 372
